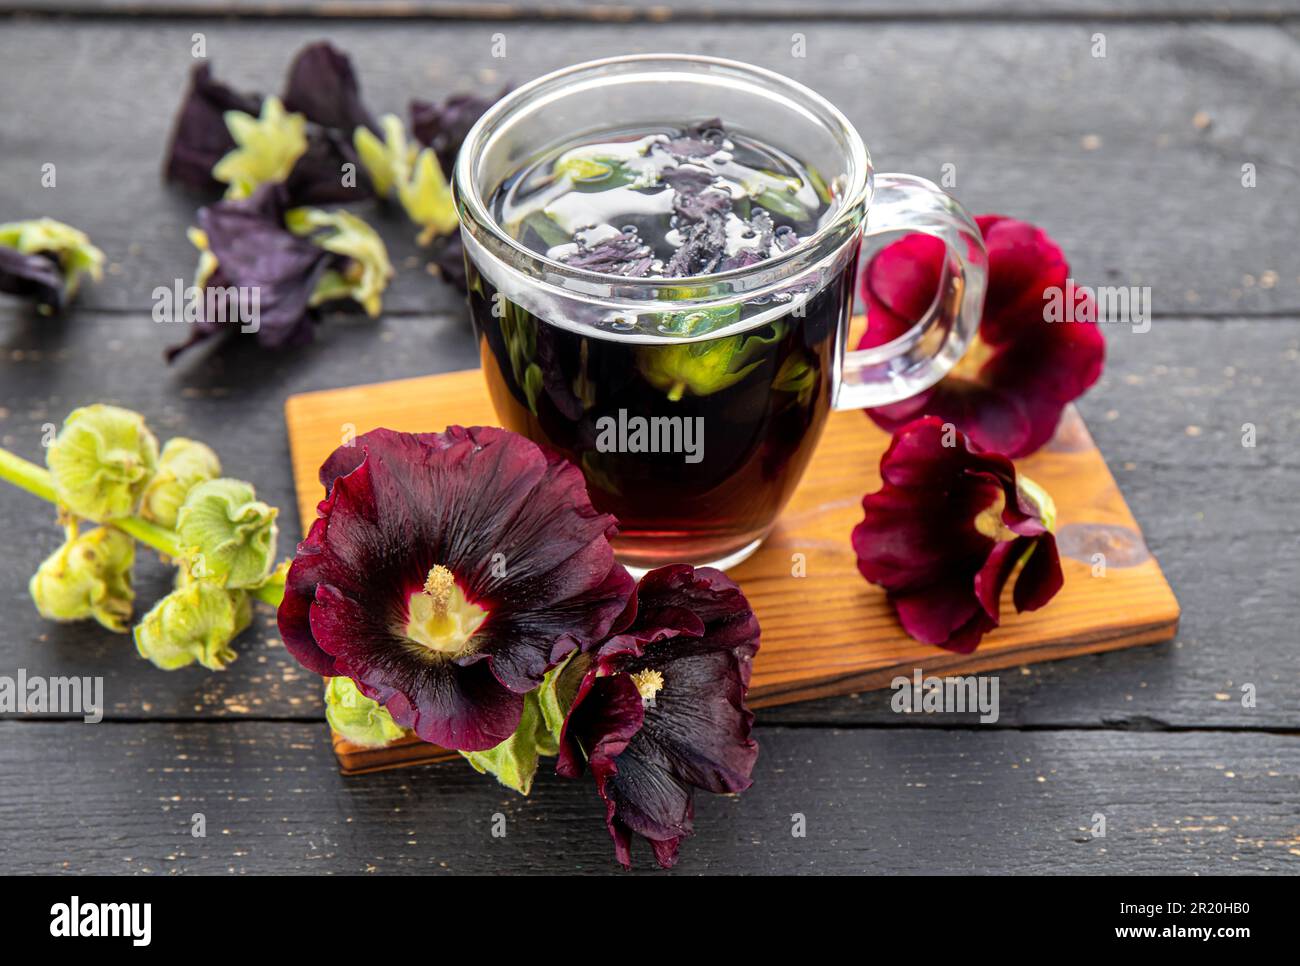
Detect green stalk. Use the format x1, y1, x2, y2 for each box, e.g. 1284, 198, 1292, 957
0, 446, 284, 607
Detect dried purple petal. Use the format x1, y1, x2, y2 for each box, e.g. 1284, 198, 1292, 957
560, 228, 655, 277
0, 247, 64, 311
163, 63, 262, 193
282, 41, 377, 135
662, 118, 726, 159
411, 89, 505, 177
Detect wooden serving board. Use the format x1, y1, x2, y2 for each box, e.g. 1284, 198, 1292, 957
286, 368, 1179, 775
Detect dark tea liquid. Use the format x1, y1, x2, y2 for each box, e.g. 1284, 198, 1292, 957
468, 121, 857, 568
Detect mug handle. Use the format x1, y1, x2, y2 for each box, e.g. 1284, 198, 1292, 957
833, 173, 988, 411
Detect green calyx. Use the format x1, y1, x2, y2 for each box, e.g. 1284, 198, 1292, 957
29, 524, 135, 633
133, 577, 251, 671
140, 438, 221, 530
176, 478, 278, 589
354, 114, 458, 245
461, 654, 585, 795
46, 404, 160, 522
1016, 474, 1058, 533
213, 96, 308, 200
325, 676, 408, 748
638, 306, 782, 401
0, 217, 105, 307
286, 207, 394, 318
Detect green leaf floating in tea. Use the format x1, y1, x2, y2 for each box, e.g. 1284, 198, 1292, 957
638, 304, 785, 401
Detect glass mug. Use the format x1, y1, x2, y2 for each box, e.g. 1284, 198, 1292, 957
454, 54, 987, 571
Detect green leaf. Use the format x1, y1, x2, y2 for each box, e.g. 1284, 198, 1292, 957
460, 656, 577, 794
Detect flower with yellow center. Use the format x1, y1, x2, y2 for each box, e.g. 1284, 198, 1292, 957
630, 668, 664, 704
405, 564, 488, 658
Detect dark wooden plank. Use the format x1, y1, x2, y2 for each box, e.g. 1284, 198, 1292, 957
1, 309, 1297, 729
0, 20, 1296, 315
1, 720, 1296, 873
6, 0, 1300, 20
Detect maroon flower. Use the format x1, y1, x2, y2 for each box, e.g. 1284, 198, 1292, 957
557, 565, 759, 869
852, 417, 1063, 653
410, 89, 506, 180
278, 426, 634, 752
859, 215, 1105, 457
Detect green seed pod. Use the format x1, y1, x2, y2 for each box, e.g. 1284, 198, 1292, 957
140, 438, 222, 530
46, 404, 159, 522
28, 526, 135, 632
176, 478, 278, 589
324, 677, 407, 748
133, 579, 251, 671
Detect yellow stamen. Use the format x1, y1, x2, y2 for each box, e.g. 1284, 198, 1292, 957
405, 565, 487, 658
950, 333, 995, 382
423, 564, 455, 619
973, 491, 1019, 543
631, 668, 665, 703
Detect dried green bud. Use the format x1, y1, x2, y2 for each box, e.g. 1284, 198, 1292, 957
140, 438, 222, 530
286, 208, 394, 318
212, 96, 308, 200
353, 115, 457, 245
29, 526, 135, 632
46, 404, 159, 522
0, 217, 105, 308
353, 114, 412, 199
398, 148, 459, 246
133, 579, 250, 671
325, 677, 407, 748
176, 479, 278, 589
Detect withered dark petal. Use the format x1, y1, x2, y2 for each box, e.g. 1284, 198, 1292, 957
560, 229, 655, 277
410, 89, 505, 177
282, 41, 377, 135
559, 565, 759, 869
163, 62, 263, 194
0, 247, 64, 311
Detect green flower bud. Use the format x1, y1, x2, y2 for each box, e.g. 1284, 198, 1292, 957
46, 404, 159, 522
140, 438, 222, 530
637, 307, 785, 401
29, 526, 135, 632
286, 207, 394, 318
176, 479, 278, 589
0, 218, 106, 311
212, 96, 308, 200
133, 579, 250, 671
325, 677, 407, 748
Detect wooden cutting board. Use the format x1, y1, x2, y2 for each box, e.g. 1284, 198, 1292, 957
286, 367, 1179, 775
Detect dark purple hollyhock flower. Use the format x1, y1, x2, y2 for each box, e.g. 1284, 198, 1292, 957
410, 89, 505, 177
163, 63, 262, 193
279, 426, 635, 752
558, 565, 760, 869
851, 416, 1064, 653
166, 185, 335, 360
282, 41, 377, 135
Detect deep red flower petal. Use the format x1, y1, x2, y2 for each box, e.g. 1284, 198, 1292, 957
278, 425, 633, 753
853, 417, 1063, 652
558, 565, 759, 869
858, 215, 1104, 458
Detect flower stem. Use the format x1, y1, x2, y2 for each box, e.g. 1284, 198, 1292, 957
0, 446, 284, 608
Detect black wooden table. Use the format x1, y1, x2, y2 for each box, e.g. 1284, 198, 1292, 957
1, 1, 1298, 875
